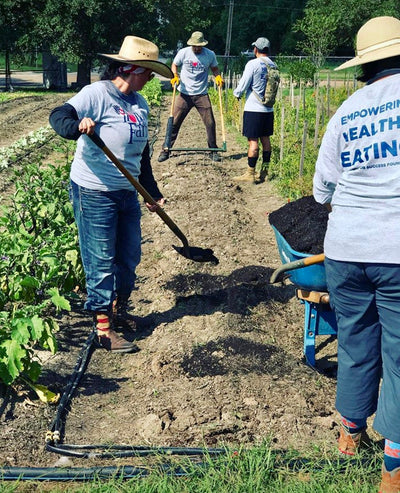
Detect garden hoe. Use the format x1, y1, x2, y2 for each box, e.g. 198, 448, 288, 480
161, 82, 177, 153
270, 253, 325, 284
217, 83, 227, 152
88, 133, 219, 265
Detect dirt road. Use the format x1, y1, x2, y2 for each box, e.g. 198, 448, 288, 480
0, 92, 341, 469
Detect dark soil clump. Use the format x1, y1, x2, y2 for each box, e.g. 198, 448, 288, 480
268, 196, 328, 254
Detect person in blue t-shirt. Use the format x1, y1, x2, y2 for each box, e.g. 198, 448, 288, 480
49, 36, 173, 353
158, 31, 224, 163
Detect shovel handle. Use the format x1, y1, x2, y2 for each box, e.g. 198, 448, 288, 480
170, 83, 177, 118
88, 133, 189, 249
270, 253, 325, 284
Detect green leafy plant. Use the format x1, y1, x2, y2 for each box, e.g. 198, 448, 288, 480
140, 78, 163, 107
0, 158, 84, 385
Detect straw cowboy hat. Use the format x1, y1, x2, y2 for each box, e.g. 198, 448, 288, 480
100, 36, 173, 79
336, 16, 400, 70
187, 31, 208, 47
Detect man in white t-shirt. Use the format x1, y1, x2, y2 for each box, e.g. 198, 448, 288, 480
158, 31, 224, 162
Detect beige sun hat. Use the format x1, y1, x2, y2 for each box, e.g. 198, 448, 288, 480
187, 31, 208, 47
99, 36, 173, 79
336, 16, 400, 71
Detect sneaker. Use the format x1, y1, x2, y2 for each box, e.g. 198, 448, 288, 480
97, 329, 138, 353
158, 150, 170, 162
210, 152, 221, 162
379, 464, 400, 493
338, 426, 367, 455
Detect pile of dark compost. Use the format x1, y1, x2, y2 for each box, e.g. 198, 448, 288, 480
268, 196, 329, 254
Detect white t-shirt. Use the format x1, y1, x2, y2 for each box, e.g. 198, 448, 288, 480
173, 46, 218, 96
313, 73, 400, 263
67, 80, 149, 191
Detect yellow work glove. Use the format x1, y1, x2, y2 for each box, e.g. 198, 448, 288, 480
215, 74, 224, 87
170, 74, 179, 87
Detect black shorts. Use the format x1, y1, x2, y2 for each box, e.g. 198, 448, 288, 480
242, 111, 274, 138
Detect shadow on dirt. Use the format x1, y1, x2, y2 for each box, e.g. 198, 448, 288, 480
137, 265, 295, 335
181, 335, 305, 378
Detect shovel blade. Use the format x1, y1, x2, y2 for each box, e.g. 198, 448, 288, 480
172, 245, 219, 265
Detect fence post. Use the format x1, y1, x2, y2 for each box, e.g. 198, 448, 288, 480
314, 97, 321, 148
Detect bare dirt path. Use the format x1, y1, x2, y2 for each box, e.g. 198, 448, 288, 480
0, 92, 341, 471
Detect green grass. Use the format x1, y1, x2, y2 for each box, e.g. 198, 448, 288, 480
0, 443, 383, 492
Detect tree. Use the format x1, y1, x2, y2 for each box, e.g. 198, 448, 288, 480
0, 0, 38, 89
294, 2, 339, 67
296, 0, 400, 61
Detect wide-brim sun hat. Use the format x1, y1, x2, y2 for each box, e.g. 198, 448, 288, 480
336, 16, 400, 71
99, 36, 173, 79
187, 31, 208, 46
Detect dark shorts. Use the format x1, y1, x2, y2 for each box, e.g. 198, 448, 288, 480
243, 111, 274, 138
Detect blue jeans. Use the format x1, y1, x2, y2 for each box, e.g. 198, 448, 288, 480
70, 180, 141, 313
325, 258, 400, 442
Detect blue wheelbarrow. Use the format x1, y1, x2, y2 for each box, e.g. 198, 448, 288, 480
270, 225, 337, 367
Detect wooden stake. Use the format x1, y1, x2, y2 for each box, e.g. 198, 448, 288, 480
300, 120, 308, 176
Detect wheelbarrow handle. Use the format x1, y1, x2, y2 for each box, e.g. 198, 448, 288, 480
88, 132, 189, 250
270, 253, 325, 284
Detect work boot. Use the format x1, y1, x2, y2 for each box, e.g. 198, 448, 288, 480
112, 297, 138, 332
255, 167, 268, 184
158, 150, 170, 162
233, 166, 255, 183
379, 464, 400, 493
94, 313, 138, 353
210, 152, 221, 162
338, 425, 367, 455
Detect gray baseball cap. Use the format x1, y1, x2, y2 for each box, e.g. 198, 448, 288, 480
252, 37, 270, 51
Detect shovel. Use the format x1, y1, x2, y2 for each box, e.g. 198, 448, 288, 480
161, 82, 177, 152
88, 133, 218, 264
270, 253, 325, 284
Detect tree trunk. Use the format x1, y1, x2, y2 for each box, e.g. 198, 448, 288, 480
42, 52, 67, 90
74, 60, 92, 89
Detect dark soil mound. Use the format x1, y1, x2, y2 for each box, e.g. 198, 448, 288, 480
268, 196, 328, 254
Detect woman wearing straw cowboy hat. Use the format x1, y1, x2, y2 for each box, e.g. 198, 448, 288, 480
313, 16, 400, 492
49, 36, 173, 353
157, 31, 224, 163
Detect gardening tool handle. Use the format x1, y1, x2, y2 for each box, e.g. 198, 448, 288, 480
217, 83, 226, 147
170, 83, 177, 118
270, 253, 325, 284
88, 133, 189, 248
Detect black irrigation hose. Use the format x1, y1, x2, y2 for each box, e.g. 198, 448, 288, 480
46, 330, 97, 445
0, 463, 195, 481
